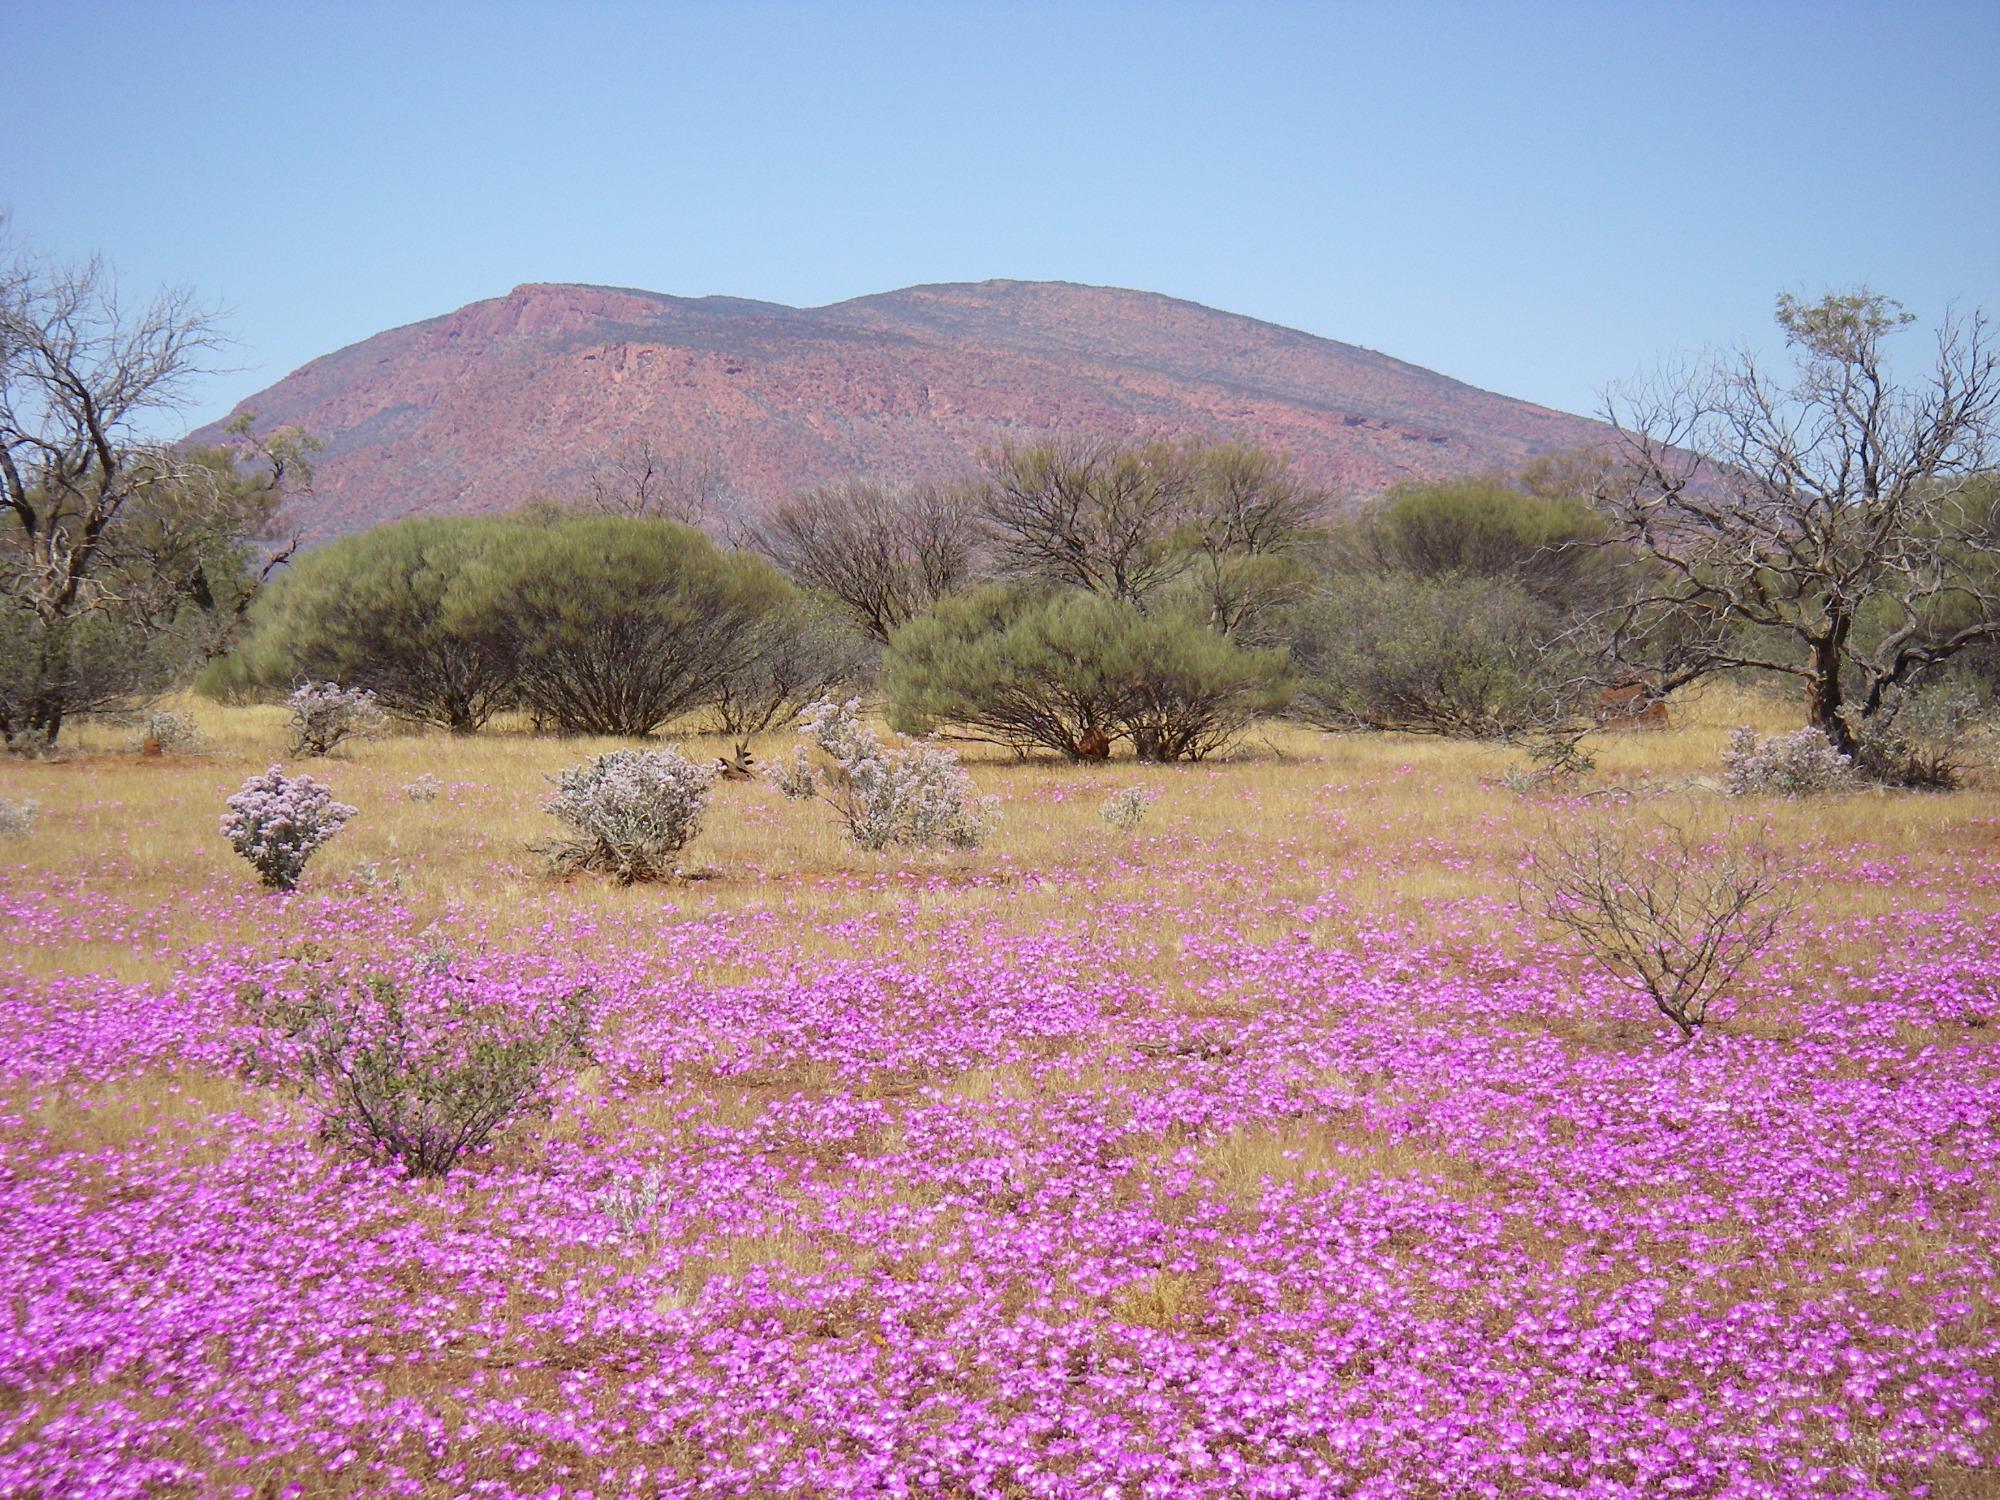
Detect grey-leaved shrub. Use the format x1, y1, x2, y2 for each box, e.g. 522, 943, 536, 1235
1721, 726, 1857, 798
771, 698, 995, 851
1854, 683, 1990, 789
237, 968, 593, 1178
543, 747, 716, 884
287, 681, 388, 757
1100, 785, 1154, 832
131, 708, 205, 755
221, 766, 356, 889
0, 794, 36, 838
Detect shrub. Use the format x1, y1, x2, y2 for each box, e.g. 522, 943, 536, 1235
232, 517, 521, 734
1114, 609, 1292, 762
1498, 732, 1599, 794
0, 794, 35, 838
287, 682, 388, 756
771, 698, 996, 851
464, 517, 778, 737
886, 587, 1289, 762
1286, 571, 1587, 739
884, 587, 1130, 759
403, 772, 443, 803
131, 708, 205, 755
1100, 785, 1154, 832
709, 589, 873, 736
543, 748, 717, 883
221, 766, 356, 890
1721, 726, 1857, 797
1853, 683, 1990, 789
1523, 817, 1795, 1041
237, 967, 593, 1178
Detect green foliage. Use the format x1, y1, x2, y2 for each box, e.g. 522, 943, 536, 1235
885, 586, 1289, 762
1339, 477, 1618, 609
1288, 571, 1585, 738
233, 517, 518, 732
884, 586, 1131, 758
463, 517, 781, 737
708, 588, 873, 735
231, 514, 836, 740
238, 972, 593, 1178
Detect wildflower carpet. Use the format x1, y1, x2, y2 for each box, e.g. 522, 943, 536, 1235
0, 701, 1995, 1498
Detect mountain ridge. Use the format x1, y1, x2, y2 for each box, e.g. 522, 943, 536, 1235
195, 278, 1613, 536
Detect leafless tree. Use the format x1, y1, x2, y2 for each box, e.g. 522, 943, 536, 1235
1595, 290, 2000, 756
1523, 815, 1796, 1042
1, 225, 312, 745
1183, 440, 1325, 637
579, 437, 730, 526
977, 435, 1200, 607
748, 478, 981, 644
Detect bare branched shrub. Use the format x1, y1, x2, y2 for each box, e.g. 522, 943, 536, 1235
238, 970, 593, 1178
542, 748, 716, 884
1721, 726, 1858, 798
287, 682, 388, 756
1524, 818, 1796, 1041
771, 698, 995, 851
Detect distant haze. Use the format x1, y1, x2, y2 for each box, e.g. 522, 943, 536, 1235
192, 278, 1616, 535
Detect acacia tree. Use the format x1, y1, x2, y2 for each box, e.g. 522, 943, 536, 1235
749, 478, 981, 644
1599, 290, 2000, 757
1, 229, 310, 746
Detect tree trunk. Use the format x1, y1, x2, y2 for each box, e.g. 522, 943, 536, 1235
1805, 633, 1853, 754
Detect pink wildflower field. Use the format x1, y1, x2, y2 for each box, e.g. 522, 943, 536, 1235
1, 729, 1996, 1499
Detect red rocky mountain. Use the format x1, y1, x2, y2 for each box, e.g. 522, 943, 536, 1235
196, 279, 1613, 536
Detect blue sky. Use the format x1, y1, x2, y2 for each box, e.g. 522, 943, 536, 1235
6, 0, 1996, 433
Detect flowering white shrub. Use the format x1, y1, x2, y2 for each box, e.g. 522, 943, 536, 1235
1100, 785, 1154, 832
221, 766, 356, 890
771, 698, 995, 852
1721, 726, 1858, 798
287, 682, 388, 757
403, 772, 443, 803
543, 747, 717, 884
0, 794, 35, 838
131, 708, 205, 755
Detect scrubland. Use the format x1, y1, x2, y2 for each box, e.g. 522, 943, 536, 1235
1, 688, 1996, 1498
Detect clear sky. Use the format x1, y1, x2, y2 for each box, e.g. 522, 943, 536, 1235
6, 0, 1996, 433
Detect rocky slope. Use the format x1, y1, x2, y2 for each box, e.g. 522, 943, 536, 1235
196, 279, 1613, 535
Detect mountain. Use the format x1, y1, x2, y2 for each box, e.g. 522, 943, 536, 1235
194, 279, 1613, 536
